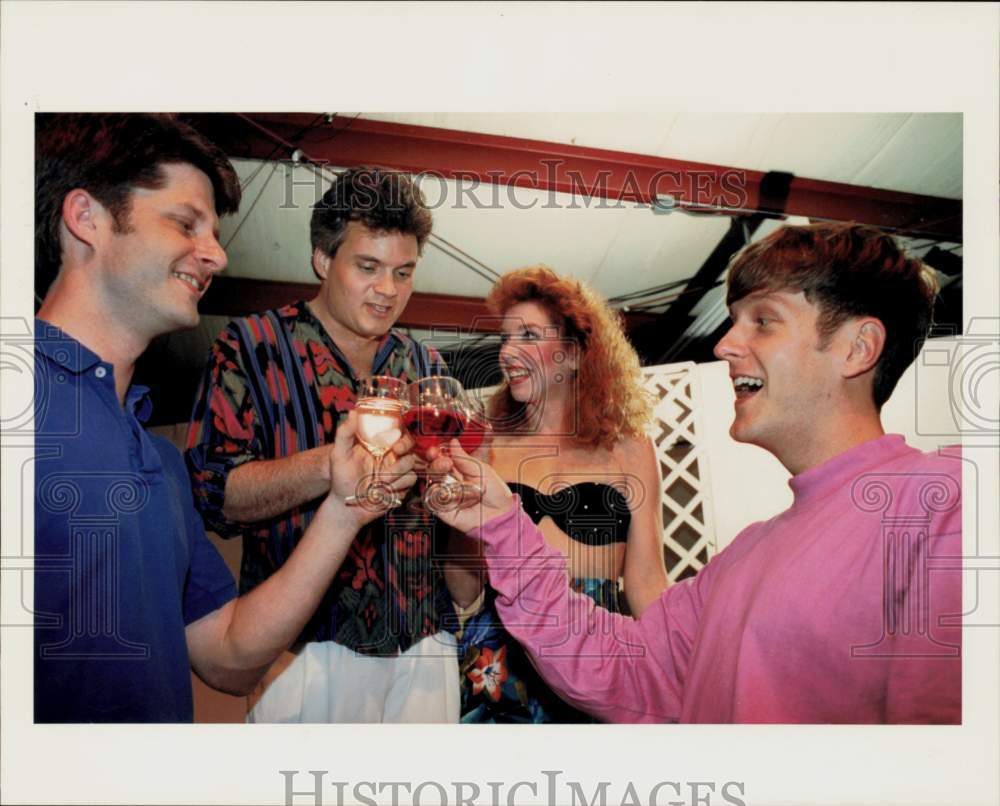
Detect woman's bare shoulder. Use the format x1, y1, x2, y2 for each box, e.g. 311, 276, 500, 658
613, 434, 657, 467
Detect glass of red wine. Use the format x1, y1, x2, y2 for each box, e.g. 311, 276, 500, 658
405, 376, 491, 511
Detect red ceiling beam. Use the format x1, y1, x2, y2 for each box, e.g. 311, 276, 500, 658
200, 277, 660, 334
188, 112, 962, 242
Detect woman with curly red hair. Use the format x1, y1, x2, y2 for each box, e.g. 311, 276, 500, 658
447, 265, 668, 723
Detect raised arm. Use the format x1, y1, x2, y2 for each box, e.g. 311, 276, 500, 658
618, 436, 669, 616
184, 412, 417, 695
222, 444, 339, 523
186, 324, 376, 527
428, 440, 704, 723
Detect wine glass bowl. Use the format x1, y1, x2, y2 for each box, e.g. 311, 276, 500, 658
356, 398, 404, 457
405, 376, 489, 511
404, 376, 465, 454
457, 392, 492, 456
353, 376, 407, 509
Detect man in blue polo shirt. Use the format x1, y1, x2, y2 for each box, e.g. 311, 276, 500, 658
32, 114, 417, 722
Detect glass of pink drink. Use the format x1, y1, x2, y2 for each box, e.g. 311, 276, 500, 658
353, 376, 407, 508
404, 376, 491, 511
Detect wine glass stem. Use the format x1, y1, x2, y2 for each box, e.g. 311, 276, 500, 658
372, 450, 390, 493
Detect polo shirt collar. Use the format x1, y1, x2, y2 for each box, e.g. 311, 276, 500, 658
35, 318, 154, 423
34, 318, 102, 374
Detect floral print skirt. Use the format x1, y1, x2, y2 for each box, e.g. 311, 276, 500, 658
457, 578, 622, 723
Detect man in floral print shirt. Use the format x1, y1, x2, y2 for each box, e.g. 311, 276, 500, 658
186, 166, 459, 722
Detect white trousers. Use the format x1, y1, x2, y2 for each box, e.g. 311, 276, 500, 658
247, 632, 460, 723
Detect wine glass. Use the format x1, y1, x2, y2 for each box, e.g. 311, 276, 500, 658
404, 376, 492, 511
352, 375, 407, 508
457, 389, 493, 457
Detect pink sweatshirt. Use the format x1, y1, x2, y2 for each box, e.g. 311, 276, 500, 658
472, 435, 962, 723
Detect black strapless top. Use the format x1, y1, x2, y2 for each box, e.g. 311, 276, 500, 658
507, 481, 631, 547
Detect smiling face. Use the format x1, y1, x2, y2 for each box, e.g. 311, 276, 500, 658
99, 162, 226, 338
713, 290, 844, 458
498, 300, 577, 408
311, 221, 418, 342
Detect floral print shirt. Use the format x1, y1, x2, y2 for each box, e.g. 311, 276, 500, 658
185, 301, 448, 655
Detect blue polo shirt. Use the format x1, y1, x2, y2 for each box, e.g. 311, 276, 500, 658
33, 320, 237, 722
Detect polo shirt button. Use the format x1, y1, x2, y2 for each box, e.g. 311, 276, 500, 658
95, 367, 107, 379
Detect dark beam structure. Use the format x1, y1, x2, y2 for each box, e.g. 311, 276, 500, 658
633, 171, 795, 364
200, 277, 661, 335
187, 113, 962, 241
185, 113, 962, 368
631, 217, 750, 364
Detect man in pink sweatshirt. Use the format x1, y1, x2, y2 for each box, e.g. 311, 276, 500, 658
431, 222, 962, 724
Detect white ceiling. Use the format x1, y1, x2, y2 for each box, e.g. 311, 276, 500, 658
359, 112, 963, 197
218, 112, 962, 313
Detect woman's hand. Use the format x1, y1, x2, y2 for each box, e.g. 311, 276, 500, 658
330, 410, 417, 525
425, 439, 516, 533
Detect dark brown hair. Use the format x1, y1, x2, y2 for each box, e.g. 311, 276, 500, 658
35, 113, 241, 295
725, 222, 940, 407
310, 166, 432, 272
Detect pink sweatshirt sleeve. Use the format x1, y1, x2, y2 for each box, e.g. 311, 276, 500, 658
471, 500, 707, 723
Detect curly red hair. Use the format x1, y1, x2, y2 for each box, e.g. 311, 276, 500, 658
486, 265, 653, 449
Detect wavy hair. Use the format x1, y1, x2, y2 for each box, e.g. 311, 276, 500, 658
310, 166, 432, 275
485, 265, 653, 449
